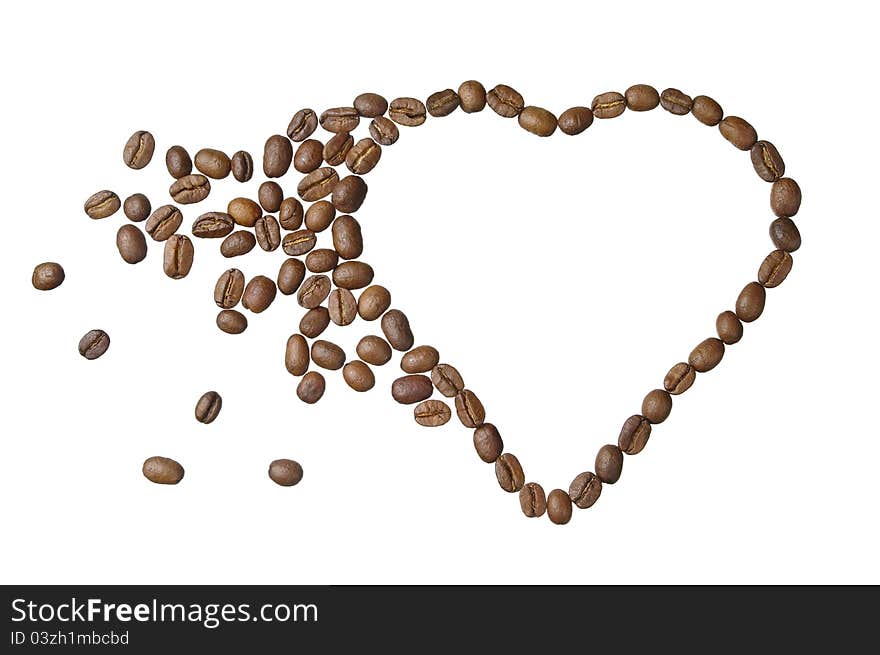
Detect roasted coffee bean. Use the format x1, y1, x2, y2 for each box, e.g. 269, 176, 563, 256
618, 415, 651, 455
332, 215, 363, 260
231, 150, 254, 182
689, 338, 725, 373
431, 363, 464, 397
258, 181, 283, 213
354, 92, 388, 118
333, 260, 373, 290
642, 389, 672, 424
285, 334, 310, 376
569, 472, 602, 509
719, 116, 758, 150
486, 84, 524, 118
143, 456, 184, 484
691, 95, 723, 126
369, 116, 399, 145
771, 178, 802, 217
401, 345, 440, 374
226, 197, 260, 228
297, 274, 331, 309
300, 307, 331, 338
392, 375, 433, 404
357, 285, 390, 321
413, 399, 451, 427
220, 230, 256, 257
595, 444, 623, 484
455, 389, 485, 428
298, 168, 339, 202
287, 108, 318, 142
660, 88, 693, 115
192, 212, 234, 238
427, 89, 460, 117
84, 190, 120, 219
591, 91, 626, 119
195, 391, 222, 424
625, 84, 660, 111
123, 193, 151, 222
169, 174, 210, 204
297, 371, 325, 404
736, 281, 766, 322
547, 489, 572, 525
32, 262, 65, 291
241, 275, 276, 313
473, 424, 503, 463
216, 309, 247, 334
311, 339, 346, 370
306, 248, 339, 273
165, 145, 192, 178
263, 134, 293, 178
295, 138, 325, 172
519, 482, 547, 518
328, 288, 357, 325
381, 309, 413, 351
758, 250, 793, 288
214, 268, 245, 308
116, 224, 147, 264
194, 148, 231, 179
558, 107, 593, 135
282, 229, 317, 256
751, 141, 785, 182
320, 107, 359, 133
268, 459, 303, 486
769, 217, 801, 252
346, 138, 381, 174
279, 197, 304, 230
332, 175, 368, 213
255, 215, 281, 251
356, 335, 392, 366
663, 363, 694, 395
495, 453, 525, 492
518, 106, 557, 136
389, 97, 427, 126
123, 130, 155, 169
343, 360, 375, 392
458, 80, 486, 113
323, 133, 353, 167
78, 329, 110, 360
163, 234, 194, 279
277, 258, 306, 296
145, 205, 182, 241
716, 310, 744, 345
304, 201, 335, 232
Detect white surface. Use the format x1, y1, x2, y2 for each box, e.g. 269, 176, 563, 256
1, 0, 877, 584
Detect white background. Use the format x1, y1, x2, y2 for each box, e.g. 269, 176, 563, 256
1, 1, 877, 584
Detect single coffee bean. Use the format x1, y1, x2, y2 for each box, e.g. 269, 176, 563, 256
473, 424, 503, 463
346, 138, 382, 175
287, 108, 318, 142
194, 148, 231, 179
32, 262, 65, 290
165, 145, 192, 178
297, 371, 326, 404
311, 339, 346, 370
595, 444, 624, 484
300, 307, 331, 338
342, 360, 375, 392
192, 212, 234, 238
145, 205, 182, 241
214, 268, 245, 308
389, 97, 427, 126
268, 459, 303, 486
220, 230, 256, 257
381, 309, 414, 351
227, 197, 261, 227
618, 415, 651, 455
569, 471, 603, 509
263, 134, 293, 178
519, 482, 547, 518
771, 178, 802, 217
558, 107, 593, 135
719, 116, 758, 150
356, 335, 392, 366
369, 116, 400, 145
486, 84, 524, 118
333, 260, 373, 289
298, 168, 339, 202
169, 174, 210, 204
258, 181, 283, 213
426, 89, 460, 117
295, 138, 325, 172
642, 389, 672, 424
495, 453, 525, 492
306, 248, 339, 273
391, 374, 433, 404
322, 133, 353, 167
413, 399, 451, 427
401, 345, 440, 374
458, 80, 486, 113
455, 389, 485, 428
591, 91, 626, 119
332, 175, 368, 213
431, 363, 464, 397
255, 215, 281, 251
116, 224, 148, 264
625, 84, 660, 111
518, 106, 557, 136
78, 329, 110, 360
285, 334, 310, 376
231, 150, 254, 182
692, 95, 723, 126
736, 281, 766, 322
123, 130, 155, 169
216, 309, 247, 334
353, 92, 388, 118
282, 229, 317, 256
546, 489, 572, 525
320, 107, 359, 133
194, 391, 222, 424
277, 258, 306, 296
659, 88, 693, 115
241, 275, 277, 313
758, 250, 793, 288
297, 274, 331, 309
751, 140, 785, 182
716, 310, 744, 344
143, 456, 184, 485
328, 288, 357, 326
304, 200, 335, 232
123, 193, 151, 222
357, 285, 391, 321
664, 362, 696, 394
332, 215, 363, 260
84, 190, 120, 219
279, 197, 304, 230
163, 234, 194, 279
769, 217, 801, 252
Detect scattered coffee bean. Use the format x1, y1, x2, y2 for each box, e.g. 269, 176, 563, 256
241, 275, 277, 313
84, 190, 121, 219
389, 97, 427, 126
519, 482, 547, 518
401, 345, 440, 374
659, 88, 693, 115
354, 92, 388, 118
495, 453, 525, 492
642, 389, 672, 424
214, 268, 245, 308
591, 91, 626, 119
297, 274, 331, 309
287, 108, 318, 142
751, 140, 785, 182
194, 148, 231, 179
381, 309, 414, 351
557, 107, 593, 135
770, 178, 802, 217
143, 456, 184, 485
194, 391, 222, 424
320, 107, 359, 133
163, 234, 194, 279
716, 310, 744, 344
332, 260, 373, 289
719, 116, 758, 150
298, 168, 339, 201
192, 212, 234, 238
216, 309, 247, 334
356, 335, 392, 366
78, 329, 110, 360
473, 423, 503, 463
369, 116, 399, 145
595, 444, 623, 484
123, 130, 155, 169
625, 84, 660, 111
692, 95, 723, 125
664, 362, 696, 395
311, 339, 346, 370
346, 138, 382, 175
431, 363, 464, 397
391, 374, 433, 404
518, 106, 557, 136
736, 281, 766, 322
486, 84, 524, 118
165, 145, 192, 178
304, 201, 335, 232
294, 138, 325, 173
547, 489, 572, 524
332, 175, 368, 213
231, 150, 254, 182
263, 134, 293, 177
297, 371, 325, 404
258, 181, 283, 212
758, 250, 793, 288
618, 415, 651, 455
426, 89, 460, 117
689, 338, 725, 373
255, 215, 281, 251
300, 307, 331, 338
455, 389, 485, 428
268, 459, 303, 486
414, 399, 451, 426
323, 133, 353, 167
306, 248, 339, 273
145, 205, 183, 241
123, 193, 151, 222
285, 334, 310, 376
458, 80, 486, 113
282, 229, 317, 256
769, 217, 801, 252
277, 258, 306, 296
332, 215, 363, 260
116, 224, 148, 264
169, 174, 210, 204
569, 472, 602, 509
357, 285, 390, 321
342, 360, 375, 392
32, 262, 65, 290
220, 230, 256, 257
328, 288, 357, 326
279, 197, 304, 230
228, 197, 262, 228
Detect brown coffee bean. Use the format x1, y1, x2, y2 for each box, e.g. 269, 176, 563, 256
769, 217, 801, 252
241, 275, 276, 313
263, 134, 293, 178
392, 374, 433, 404
569, 472, 603, 509
268, 459, 303, 486
547, 489, 572, 525
220, 230, 256, 258
123, 193, 151, 222
389, 97, 427, 126
311, 339, 346, 370
277, 258, 306, 296
369, 116, 400, 145
519, 482, 547, 518
558, 107, 593, 135
78, 329, 110, 360
258, 181, 283, 212
625, 84, 660, 111
231, 150, 254, 182
332, 215, 363, 260
431, 363, 464, 398
216, 309, 247, 334
145, 205, 182, 241
356, 335, 392, 366
322, 133, 353, 167
345, 138, 382, 175
591, 91, 626, 119
688, 338, 725, 373
287, 108, 318, 142
194, 148, 231, 179
32, 262, 65, 291
226, 197, 261, 228
595, 444, 623, 484
716, 310, 744, 344
195, 391, 222, 424
116, 225, 147, 264
143, 456, 184, 485
123, 130, 155, 169
343, 360, 375, 392
664, 362, 696, 394
192, 212, 234, 238
486, 84, 524, 118
357, 285, 390, 321
297, 371, 326, 404
284, 334, 309, 377
758, 250, 793, 288
659, 88, 693, 115
282, 229, 317, 257
427, 89, 460, 117
328, 288, 357, 326
333, 260, 373, 290
279, 197, 304, 230
304, 201, 335, 232
306, 248, 339, 273
332, 176, 368, 213
719, 116, 758, 150
642, 389, 672, 424
163, 234, 194, 279
297, 274, 331, 309
255, 215, 281, 251
751, 141, 785, 182
354, 92, 388, 118
169, 174, 210, 204
692, 95, 723, 125
381, 309, 414, 351
736, 282, 766, 322
473, 423, 503, 463
401, 345, 440, 374
298, 168, 339, 202
294, 138, 325, 173
165, 146, 192, 178
518, 106, 557, 136
458, 80, 486, 113
618, 415, 651, 456
455, 389, 485, 428
300, 307, 331, 338
320, 107, 359, 133
84, 190, 121, 219
414, 399, 451, 427
771, 178, 802, 217
214, 268, 245, 308
495, 453, 525, 492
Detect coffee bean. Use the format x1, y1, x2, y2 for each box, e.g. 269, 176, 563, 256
298, 168, 339, 202
689, 338, 725, 373
736, 281, 766, 322
591, 91, 626, 119
346, 138, 382, 175
123, 130, 155, 169
297, 274, 331, 309
716, 310, 744, 344
263, 134, 293, 178
769, 217, 801, 252
304, 200, 335, 232
192, 212, 234, 238
287, 108, 318, 142
642, 389, 672, 424
455, 389, 485, 428
285, 334, 310, 376
242, 275, 277, 313
145, 205, 182, 241
692, 95, 723, 126
557, 107, 593, 135
369, 116, 399, 145
231, 150, 254, 182
300, 307, 331, 338
659, 88, 693, 115
32, 262, 65, 290
282, 229, 317, 257
569, 471, 602, 508
216, 309, 247, 334
343, 360, 375, 392
84, 190, 120, 219
381, 309, 414, 351
332, 175, 368, 213
519, 482, 547, 518
595, 444, 623, 484
332, 215, 363, 260
163, 234, 194, 279
258, 181, 283, 213
457, 80, 486, 113
495, 453, 525, 492
518, 106, 557, 136
758, 249, 793, 288
625, 84, 660, 111
323, 133, 353, 167
143, 456, 184, 485
391, 375, 432, 404
214, 268, 245, 308
486, 84, 524, 118
195, 391, 222, 424
297, 371, 325, 404
328, 288, 357, 326
356, 335, 392, 366
664, 362, 696, 395
295, 138, 325, 172
306, 248, 339, 273
169, 174, 210, 204
413, 399, 451, 427
473, 423, 503, 463
771, 178, 802, 217
426, 89, 460, 117
431, 363, 464, 397
255, 215, 281, 251
279, 197, 304, 230
547, 489, 572, 525
165, 145, 192, 178
277, 258, 306, 296
123, 193, 151, 222
617, 415, 651, 455
320, 107, 359, 133
357, 285, 390, 321
311, 339, 346, 370
354, 92, 388, 118
268, 459, 303, 486
78, 329, 110, 360
401, 345, 440, 374
220, 230, 256, 257
194, 148, 231, 179
751, 140, 785, 182
333, 260, 373, 290
389, 97, 427, 126
719, 116, 758, 150
116, 224, 147, 264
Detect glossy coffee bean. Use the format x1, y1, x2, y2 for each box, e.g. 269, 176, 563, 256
758, 250, 793, 288
298, 168, 339, 202
169, 174, 210, 204
163, 235, 194, 279
277, 258, 306, 296
165, 146, 192, 178
282, 229, 317, 256
389, 97, 427, 126
769, 217, 801, 252
116, 225, 147, 264
431, 363, 464, 397
595, 444, 623, 484
719, 116, 758, 150
145, 205, 182, 241
332, 215, 363, 260
518, 106, 557, 136
287, 108, 318, 142
771, 178, 802, 219
216, 309, 247, 334
123, 130, 155, 169
427, 89, 460, 117
255, 215, 281, 251
547, 489, 573, 525
332, 175, 368, 213
333, 260, 373, 289
591, 91, 626, 119
369, 116, 399, 145
214, 268, 245, 308
519, 482, 547, 518
242, 275, 276, 313
751, 140, 785, 182
414, 399, 451, 427
227, 197, 261, 228
295, 138, 325, 173
297, 371, 325, 404
660, 88, 693, 115
664, 362, 696, 394
279, 197, 304, 230
320, 107, 359, 133
123, 193, 151, 222
84, 190, 120, 219
618, 415, 651, 455
486, 84, 524, 118
285, 334, 310, 376
692, 95, 723, 126
353, 92, 388, 118
558, 107, 593, 135
495, 453, 525, 492
569, 472, 602, 509
268, 459, 303, 486
401, 346, 440, 374
306, 248, 339, 273
455, 389, 485, 428
342, 360, 375, 392
311, 339, 346, 370
299, 307, 330, 339
458, 80, 486, 113
194, 391, 222, 424
716, 310, 744, 344
192, 212, 234, 238
625, 84, 660, 111
32, 262, 65, 291
736, 282, 766, 322
322, 133, 352, 167
231, 150, 254, 182
220, 230, 256, 258
305, 201, 335, 232
328, 288, 357, 326
258, 181, 283, 213
297, 274, 331, 309
263, 134, 293, 178
381, 309, 414, 351
689, 338, 725, 373
473, 423, 502, 463
642, 389, 672, 424
143, 456, 184, 485
357, 285, 391, 321
194, 148, 231, 179
356, 335, 392, 366
346, 138, 381, 175
78, 329, 110, 360
391, 374, 433, 404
